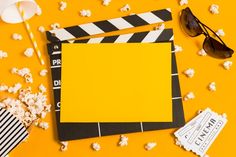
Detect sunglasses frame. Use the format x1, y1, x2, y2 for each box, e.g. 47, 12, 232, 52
180, 7, 234, 58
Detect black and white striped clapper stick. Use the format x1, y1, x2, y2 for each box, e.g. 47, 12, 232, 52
46, 8, 172, 42
0, 107, 28, 157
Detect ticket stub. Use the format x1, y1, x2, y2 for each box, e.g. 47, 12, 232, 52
174, 108, 227, 157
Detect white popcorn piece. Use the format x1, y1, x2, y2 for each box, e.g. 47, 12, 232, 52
11, 67, 33, 83
60, 141, 69, 151
38, 26, 45, 33
144, 142, 157, 151
91, 142, 101, 151
12, 33, 23, 40
184, 68, 195, 78
24, 48, 34, 57
59, 1, 67, 11
80, 9, 92, 17
45, 104, 51, 113
179, 0, 188, 6
39, 69, 48, 76
0, 102, 6, 108
209, 4, 219, 14
118, 135, 128, 147
154, 23, 165, 30
39, 84, 47, 93
0, 84, 8, 91
174, 45, 183, 52
102, 0, 111, 6
25, 74, 33, 83
208, 82, 216, 91
120, 4, 131, 12
0, 50, 8, 59
8, 83, 22, 94
39, 122, 49, 130
216, 29, 225, 37
183, 92, 195, 101
11, 67, 18, 74
198, 49, 207, 56
51, 23, 61, 30
40, 111, 47, 119
36, 5, 42, 16
223, 61, 233, 70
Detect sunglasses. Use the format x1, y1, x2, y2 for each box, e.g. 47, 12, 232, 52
180, 7, 234, 59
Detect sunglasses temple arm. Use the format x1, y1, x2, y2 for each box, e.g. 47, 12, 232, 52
198, 22, 227, 46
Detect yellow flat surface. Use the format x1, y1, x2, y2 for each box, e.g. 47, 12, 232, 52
61, 43, 172, 122
0, 0, 236, 157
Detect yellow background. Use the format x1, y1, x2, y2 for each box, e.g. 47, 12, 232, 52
61, 43, 172, 122
0, 0, 235, 156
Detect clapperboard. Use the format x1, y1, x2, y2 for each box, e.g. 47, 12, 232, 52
46, 8, 185, 141
0, 107, 29, 157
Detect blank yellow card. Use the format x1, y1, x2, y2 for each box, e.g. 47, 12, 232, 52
61, 43, 172, 122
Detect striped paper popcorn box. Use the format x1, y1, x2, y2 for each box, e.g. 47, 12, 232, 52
0, 107, 29, 157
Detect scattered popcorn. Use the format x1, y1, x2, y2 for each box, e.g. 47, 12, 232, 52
144, 142, 157, 151
183, 92, 195, 101
183, 68, 195, 78
51, 23, 61, 30
216, 29, 225, 37
8, 83, 22, 94
24, 48, 34, 57
118, 135, 128, 147
208, 82, 216, 91
154, 23, 165, 30
36, 5, 42, 16
0, 50, 8, 59
0, 84, 8, 91
102, 0, 111, 6
198, 49, 207, 56
209, 4, 219, 14
60, 141, 69, 151
59, 1, 67, 11
91, 142, 101, 151
11, 67, 33, 83
38, 121, 49, 130
174, 45, 183, 52
38, 26, 45, 33
179, 0, 188, 6
12, 33, 23, 40
1, 85, 51, 127
39, 69, 48, 76
120, 4, 131, 12
39, 84, 47, 93
222, 61, 233, 70
80, 9, 92, 17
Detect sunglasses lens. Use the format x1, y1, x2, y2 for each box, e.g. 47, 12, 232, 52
180, 8, 203, 37
203, 37, 234, 59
